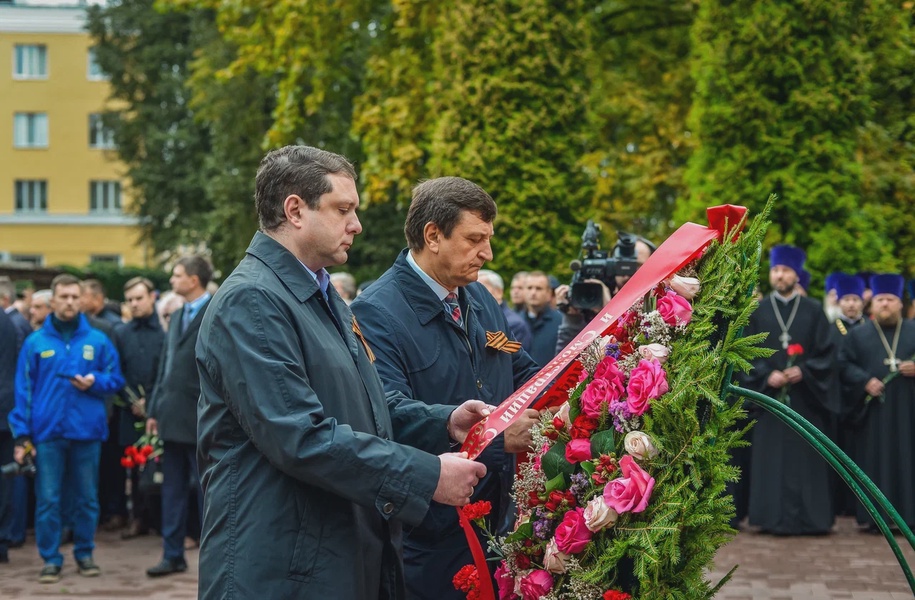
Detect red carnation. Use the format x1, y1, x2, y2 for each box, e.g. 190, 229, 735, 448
603, 591, 632, 600
570, 415, 599, 439
120, 457, 135, 469
787, 343, 804, 357
452, 564, 481, 599
461, 500, 492, 522
140, 444, 155, 456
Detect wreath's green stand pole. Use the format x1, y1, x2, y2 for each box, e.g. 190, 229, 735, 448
720, 370, 915, 594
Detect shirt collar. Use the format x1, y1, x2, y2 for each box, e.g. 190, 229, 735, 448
406, 250, 454, 301
297, 260, 331, 300
774, 290, 799, 304
185, 291, 211, 315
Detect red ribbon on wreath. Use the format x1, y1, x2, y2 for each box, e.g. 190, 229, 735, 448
456, 204, 747, 600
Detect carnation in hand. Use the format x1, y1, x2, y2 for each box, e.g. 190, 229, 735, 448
583, 495, 618, 532
624, 431, 659, 460
626, 359, 669, 416
657, 290, 693, 326
603, 455, 655, 514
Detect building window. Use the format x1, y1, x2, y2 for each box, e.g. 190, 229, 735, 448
14, 44, 47, 79
90, 180, 122, 213
13, 113, 49, 148
14, 180, 48, 213
90, 254, 122, 267
9, 254, 44, 267
87, 47, 106, 80
89, 114, 116, 149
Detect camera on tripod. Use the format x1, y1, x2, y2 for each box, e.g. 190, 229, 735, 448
568, 220, 642, 312
1, 441, 37, 479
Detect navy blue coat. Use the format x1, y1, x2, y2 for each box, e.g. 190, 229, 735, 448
351, 249, 540, 600
525, 307, 562, 367
0, 310, 17, 429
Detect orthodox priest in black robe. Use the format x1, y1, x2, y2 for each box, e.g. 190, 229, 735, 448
829, 273, 868, 516
838, 274, 915, 530
741, 245, 837, 535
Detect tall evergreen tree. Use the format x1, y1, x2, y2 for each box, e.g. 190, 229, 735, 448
680, 1, 889, 281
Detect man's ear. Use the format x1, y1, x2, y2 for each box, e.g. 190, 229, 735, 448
283, 194, 307, 228
423, 222, 443, 253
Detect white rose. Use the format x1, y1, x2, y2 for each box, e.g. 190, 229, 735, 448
543, 538, 571, 573
624, 430, 659, 461
638, 343, 670, 364
670, 275, 701, 300
583, 495, 618, 532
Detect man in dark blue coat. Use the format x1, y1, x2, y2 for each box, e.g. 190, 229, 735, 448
352, 177, 542, 600
0, 310, 18, 564
195, 145, 490, 599
113, 277, 165, 538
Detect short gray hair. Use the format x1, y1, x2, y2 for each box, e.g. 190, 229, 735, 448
477, 269, 504, 291
32, 289, 52, 305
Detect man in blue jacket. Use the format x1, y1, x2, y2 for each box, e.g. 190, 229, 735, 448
352, 177, 542, 599
9, 274, 124, 584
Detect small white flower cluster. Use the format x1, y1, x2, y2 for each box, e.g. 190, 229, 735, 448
640, 310, 675, 348
512, 454, 546, 509
577, 338, 606, 375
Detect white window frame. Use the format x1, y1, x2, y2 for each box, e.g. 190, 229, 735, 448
87, 47, 106, 81
89, 113, 116, 149
9, 254, 44, 267
90, 254, 123, 267
13, 113, 49, 148
13, 44, 47, 79
14, 180, 48, 213
89, 180, 122, 214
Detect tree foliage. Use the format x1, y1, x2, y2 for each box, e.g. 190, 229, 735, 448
95, 0, 915, 286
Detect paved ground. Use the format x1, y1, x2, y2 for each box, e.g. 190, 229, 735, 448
1, 517, 913, 598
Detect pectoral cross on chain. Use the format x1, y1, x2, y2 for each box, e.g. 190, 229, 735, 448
885, 356, 900, 373
779, 332, 791, 350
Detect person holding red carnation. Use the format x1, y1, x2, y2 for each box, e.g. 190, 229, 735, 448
739, 245, 837, 535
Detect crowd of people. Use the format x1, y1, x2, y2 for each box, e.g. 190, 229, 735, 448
0, 144, 911, 598
0, 259, 214, 583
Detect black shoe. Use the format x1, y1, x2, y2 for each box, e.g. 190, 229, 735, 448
77, 557, 101, 577
146, 557, 188, 577
39, 564, 62, 584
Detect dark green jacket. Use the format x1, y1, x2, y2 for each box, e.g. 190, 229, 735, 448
196, 232, 450, 599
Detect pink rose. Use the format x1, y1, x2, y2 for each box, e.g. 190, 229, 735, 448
543, 539, 570, 574
519, 570, 553, 600
494, 562, 517, 600
593, 356, 626, 391
603, 455, 656, 514
657, 290, 692, 326
580, 376, 624, 419
565, 438, 592, 464
554, 507, 593, 554
626, 359, 669, 416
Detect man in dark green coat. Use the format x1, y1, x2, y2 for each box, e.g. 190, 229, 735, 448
196, 146, 490, 599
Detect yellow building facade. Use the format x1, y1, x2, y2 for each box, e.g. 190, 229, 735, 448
0, 1, 150, 267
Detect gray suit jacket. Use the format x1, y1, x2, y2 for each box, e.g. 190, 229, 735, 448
148, 298, 209, 444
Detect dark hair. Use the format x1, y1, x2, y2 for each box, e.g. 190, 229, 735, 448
80, 278, 106, 297
50, 273, 81, 294
404, 177, 497, 251
124, 276, 155, 294
176, 255, 214, 289
254, 145, 357, 231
